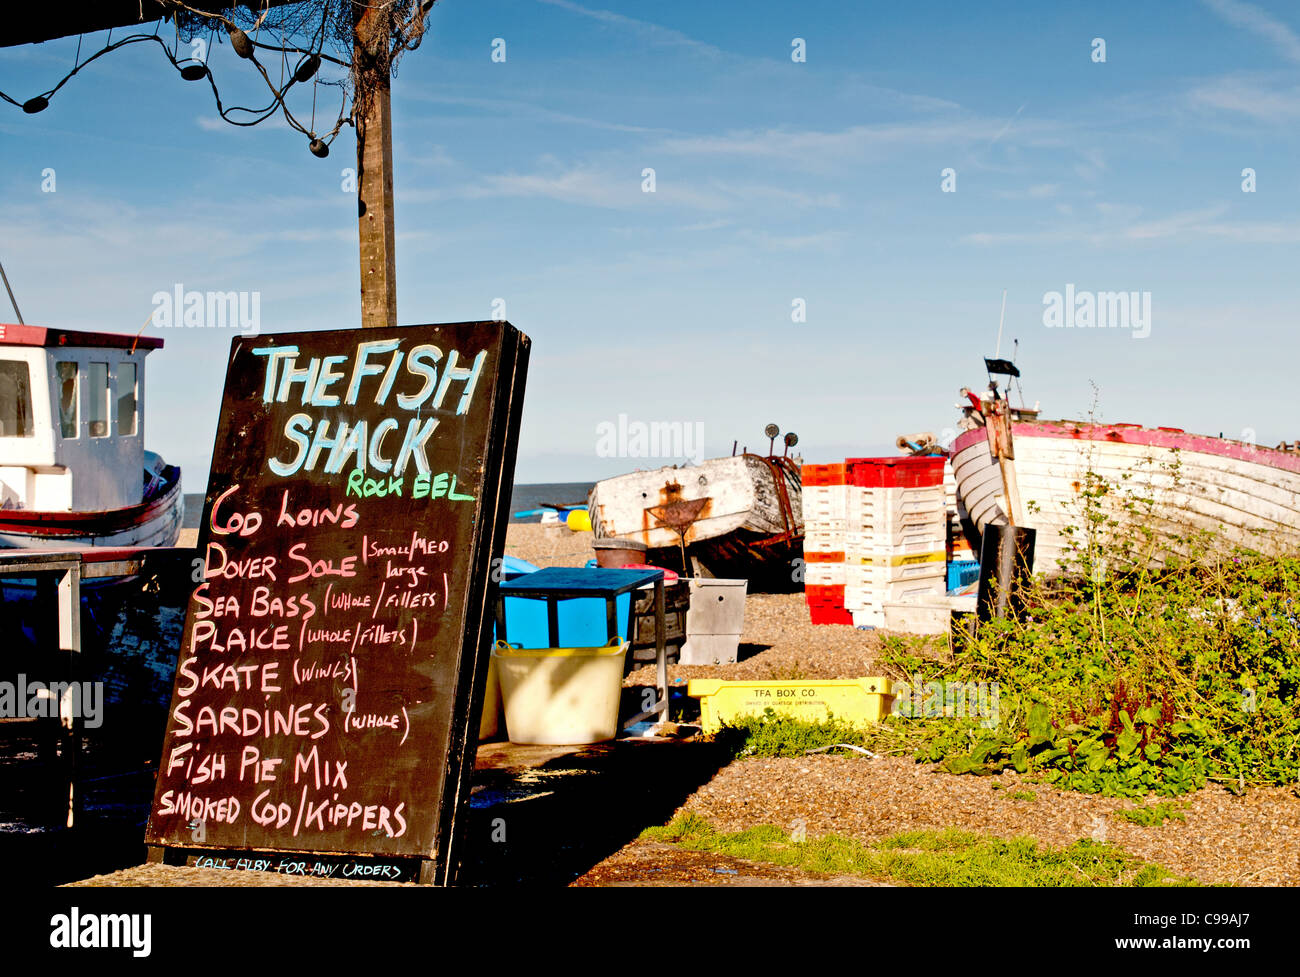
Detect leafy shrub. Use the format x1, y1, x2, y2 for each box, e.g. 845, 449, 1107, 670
876, 452, 1300, 798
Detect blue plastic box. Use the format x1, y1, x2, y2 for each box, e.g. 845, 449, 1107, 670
496, 562, 635, 648
947, 559, 980, 591
501, 592, 634, 648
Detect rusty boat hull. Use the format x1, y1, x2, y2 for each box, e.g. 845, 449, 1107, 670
587, 454, 803, 591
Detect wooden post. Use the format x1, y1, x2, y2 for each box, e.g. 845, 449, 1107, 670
998, 455, 1023, 527
353, 7, 397, 330
57, 563, 82, 829
986, 402, 1023, 527
654, 579, 667, 722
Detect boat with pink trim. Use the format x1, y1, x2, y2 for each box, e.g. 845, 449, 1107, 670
0, 322, 182, 550
948, 360, 1300, 575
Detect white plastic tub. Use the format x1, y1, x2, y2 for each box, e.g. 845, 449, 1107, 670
492, 638, 629, 745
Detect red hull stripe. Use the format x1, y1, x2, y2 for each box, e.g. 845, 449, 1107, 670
951, 421, 1300, 475
0, 478, 181, 536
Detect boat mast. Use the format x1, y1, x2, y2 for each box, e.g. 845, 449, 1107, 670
986, 292, 1023, 526
0, 257, 24, 324
994, 288, 1006, 360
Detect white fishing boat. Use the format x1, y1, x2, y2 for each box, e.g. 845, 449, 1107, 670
587, 434, 803, 589
0, 322, 183, 550
948, 362, 1300, 575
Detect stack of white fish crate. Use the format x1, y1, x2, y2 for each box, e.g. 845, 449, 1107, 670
841, 456, 947, 628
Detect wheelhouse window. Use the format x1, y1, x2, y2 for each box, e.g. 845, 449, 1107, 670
116, 362, 138, 436
57, 361, 79, 438
88, 362, 110, 438
0, 360, 33, 438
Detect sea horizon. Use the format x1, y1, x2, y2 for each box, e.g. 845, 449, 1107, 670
181, 481, 596, 529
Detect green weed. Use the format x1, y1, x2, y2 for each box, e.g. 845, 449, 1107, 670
869, 451, 1300, 798
713, 708, 873, 758
642, 814, 1199, 887
1112, 802, 1188, 826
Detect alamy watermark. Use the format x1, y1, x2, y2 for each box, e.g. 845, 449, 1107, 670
891, 675, 1001, 728
1042, 284, 1151, 339
50, 908, 150, 957
0, 674, 103, 729
151, 283, 261, 336
595, 413, 705, 466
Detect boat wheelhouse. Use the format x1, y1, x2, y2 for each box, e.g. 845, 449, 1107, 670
0, 322, 182, 549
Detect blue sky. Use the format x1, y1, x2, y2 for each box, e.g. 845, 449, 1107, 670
2, 0, 1299, 489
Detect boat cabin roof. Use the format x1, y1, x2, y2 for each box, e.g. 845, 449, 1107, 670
0, 322, 163, 351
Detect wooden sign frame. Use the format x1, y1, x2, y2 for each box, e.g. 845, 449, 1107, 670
144, 321, 529, 885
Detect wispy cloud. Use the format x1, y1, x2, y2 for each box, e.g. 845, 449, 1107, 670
834, 82, 963, 115
1123, 205, 1231, 240
987, 103, 1026, 146
468, 165, 648, 208
657, 118, 1049, 165
403, 91, 673, 135
408, 144, 455, 168
1201, 0, 1300, 63
735, 228, 846, 252
196, 115, 290, 132
965, 204, 1300, 246
993, 183, 1060, 200
1074, 147, 1107, 182
677, 218, 733, 232
1188, 76, 1300, 121
536, 0, 726, 59
405, 160, 839, 212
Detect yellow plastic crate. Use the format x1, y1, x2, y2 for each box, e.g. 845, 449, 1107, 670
847, 548, 946, 567
688, 677, 895, 733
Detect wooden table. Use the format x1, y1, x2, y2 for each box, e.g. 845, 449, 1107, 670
496, 566, 669, 727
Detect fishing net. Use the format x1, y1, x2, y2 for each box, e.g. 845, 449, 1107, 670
171, 1, 433, 123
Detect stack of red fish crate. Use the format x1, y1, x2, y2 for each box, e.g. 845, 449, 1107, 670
801, 463, 852, 624
802, 457, 947, 626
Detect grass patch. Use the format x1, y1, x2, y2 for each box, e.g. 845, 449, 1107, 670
642, 813, 1199, 887
1112, 801, 1188, 826
1008, 789, 1038, 801
713, 709, 874, 758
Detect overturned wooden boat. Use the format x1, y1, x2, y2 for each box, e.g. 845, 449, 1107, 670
587, 442, 803, 591
0, 323, 183, 549
948, 364, 1300, 575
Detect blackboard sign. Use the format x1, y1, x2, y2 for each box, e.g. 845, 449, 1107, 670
145, 321, 529, 884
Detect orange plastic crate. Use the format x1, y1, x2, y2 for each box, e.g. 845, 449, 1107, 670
846, 456, 944, 489
801, 463, 848, 487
